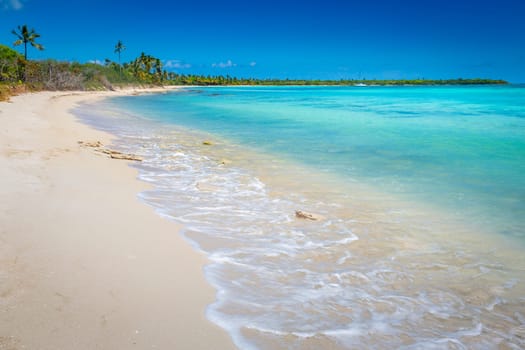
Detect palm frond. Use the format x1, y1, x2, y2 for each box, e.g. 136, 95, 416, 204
11, 30, 23, 40
31, 43, 44, 51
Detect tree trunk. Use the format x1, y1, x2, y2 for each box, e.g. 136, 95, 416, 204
23, 42, 28, 82
118, 52, 122, 80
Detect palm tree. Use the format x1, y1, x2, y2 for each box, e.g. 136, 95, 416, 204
114, 40, 125, 78
154, 58, 162, 81
12, 24, 44, 60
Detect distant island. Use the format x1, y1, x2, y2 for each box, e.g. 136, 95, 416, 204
0, 40, 508, 101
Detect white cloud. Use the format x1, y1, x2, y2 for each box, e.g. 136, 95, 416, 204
212, 60, 237, 68
1, 0, 24, 10
164, 60, 191, 69
11, 0, 22, 9
88, 59, 104, 65
249, 61, 257, 67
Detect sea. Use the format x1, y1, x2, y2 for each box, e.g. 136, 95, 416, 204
76, 85, 525, 349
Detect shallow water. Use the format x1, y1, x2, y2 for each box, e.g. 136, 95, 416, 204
76, 86, 525, 349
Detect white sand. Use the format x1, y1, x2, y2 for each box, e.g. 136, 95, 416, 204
0, 89, 236, 349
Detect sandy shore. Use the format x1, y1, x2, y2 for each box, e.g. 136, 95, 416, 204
0, 89, 236, 349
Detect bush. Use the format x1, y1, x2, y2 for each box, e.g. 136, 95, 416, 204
0, 44, 22, 82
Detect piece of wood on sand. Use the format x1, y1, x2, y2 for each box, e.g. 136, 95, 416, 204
295, 210, 321, 221
79, 141, 142, 161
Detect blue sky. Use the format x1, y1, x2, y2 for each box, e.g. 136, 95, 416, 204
1, 0, 524, 81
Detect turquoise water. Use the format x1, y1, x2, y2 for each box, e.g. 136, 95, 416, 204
77, 86, 525, 349
116, 86, 525, 238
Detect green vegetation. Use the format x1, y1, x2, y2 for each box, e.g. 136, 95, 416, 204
160, 76, 508, 86
0, 24, 509, 100
0, 44, 22, 81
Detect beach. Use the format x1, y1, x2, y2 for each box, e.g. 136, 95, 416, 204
2, 86, 524, 349
0, 90, 236, 349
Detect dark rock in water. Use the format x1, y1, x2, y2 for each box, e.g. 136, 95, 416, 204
202, 141, 213, 145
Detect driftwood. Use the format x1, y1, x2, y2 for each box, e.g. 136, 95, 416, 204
79, 141, 142, 161
78, 141, 102, 148
97, 148, 143, 161
108, 152, 143, 161
295, 210, 321, 221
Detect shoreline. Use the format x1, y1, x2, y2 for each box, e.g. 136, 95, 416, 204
0, 89, 236, 349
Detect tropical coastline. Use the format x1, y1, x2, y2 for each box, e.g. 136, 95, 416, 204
75, 85, 525, 349
1, 0, 524, 348
2, 83, 525, 349
0, 89, 236, 350
0, 42, 508, 102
